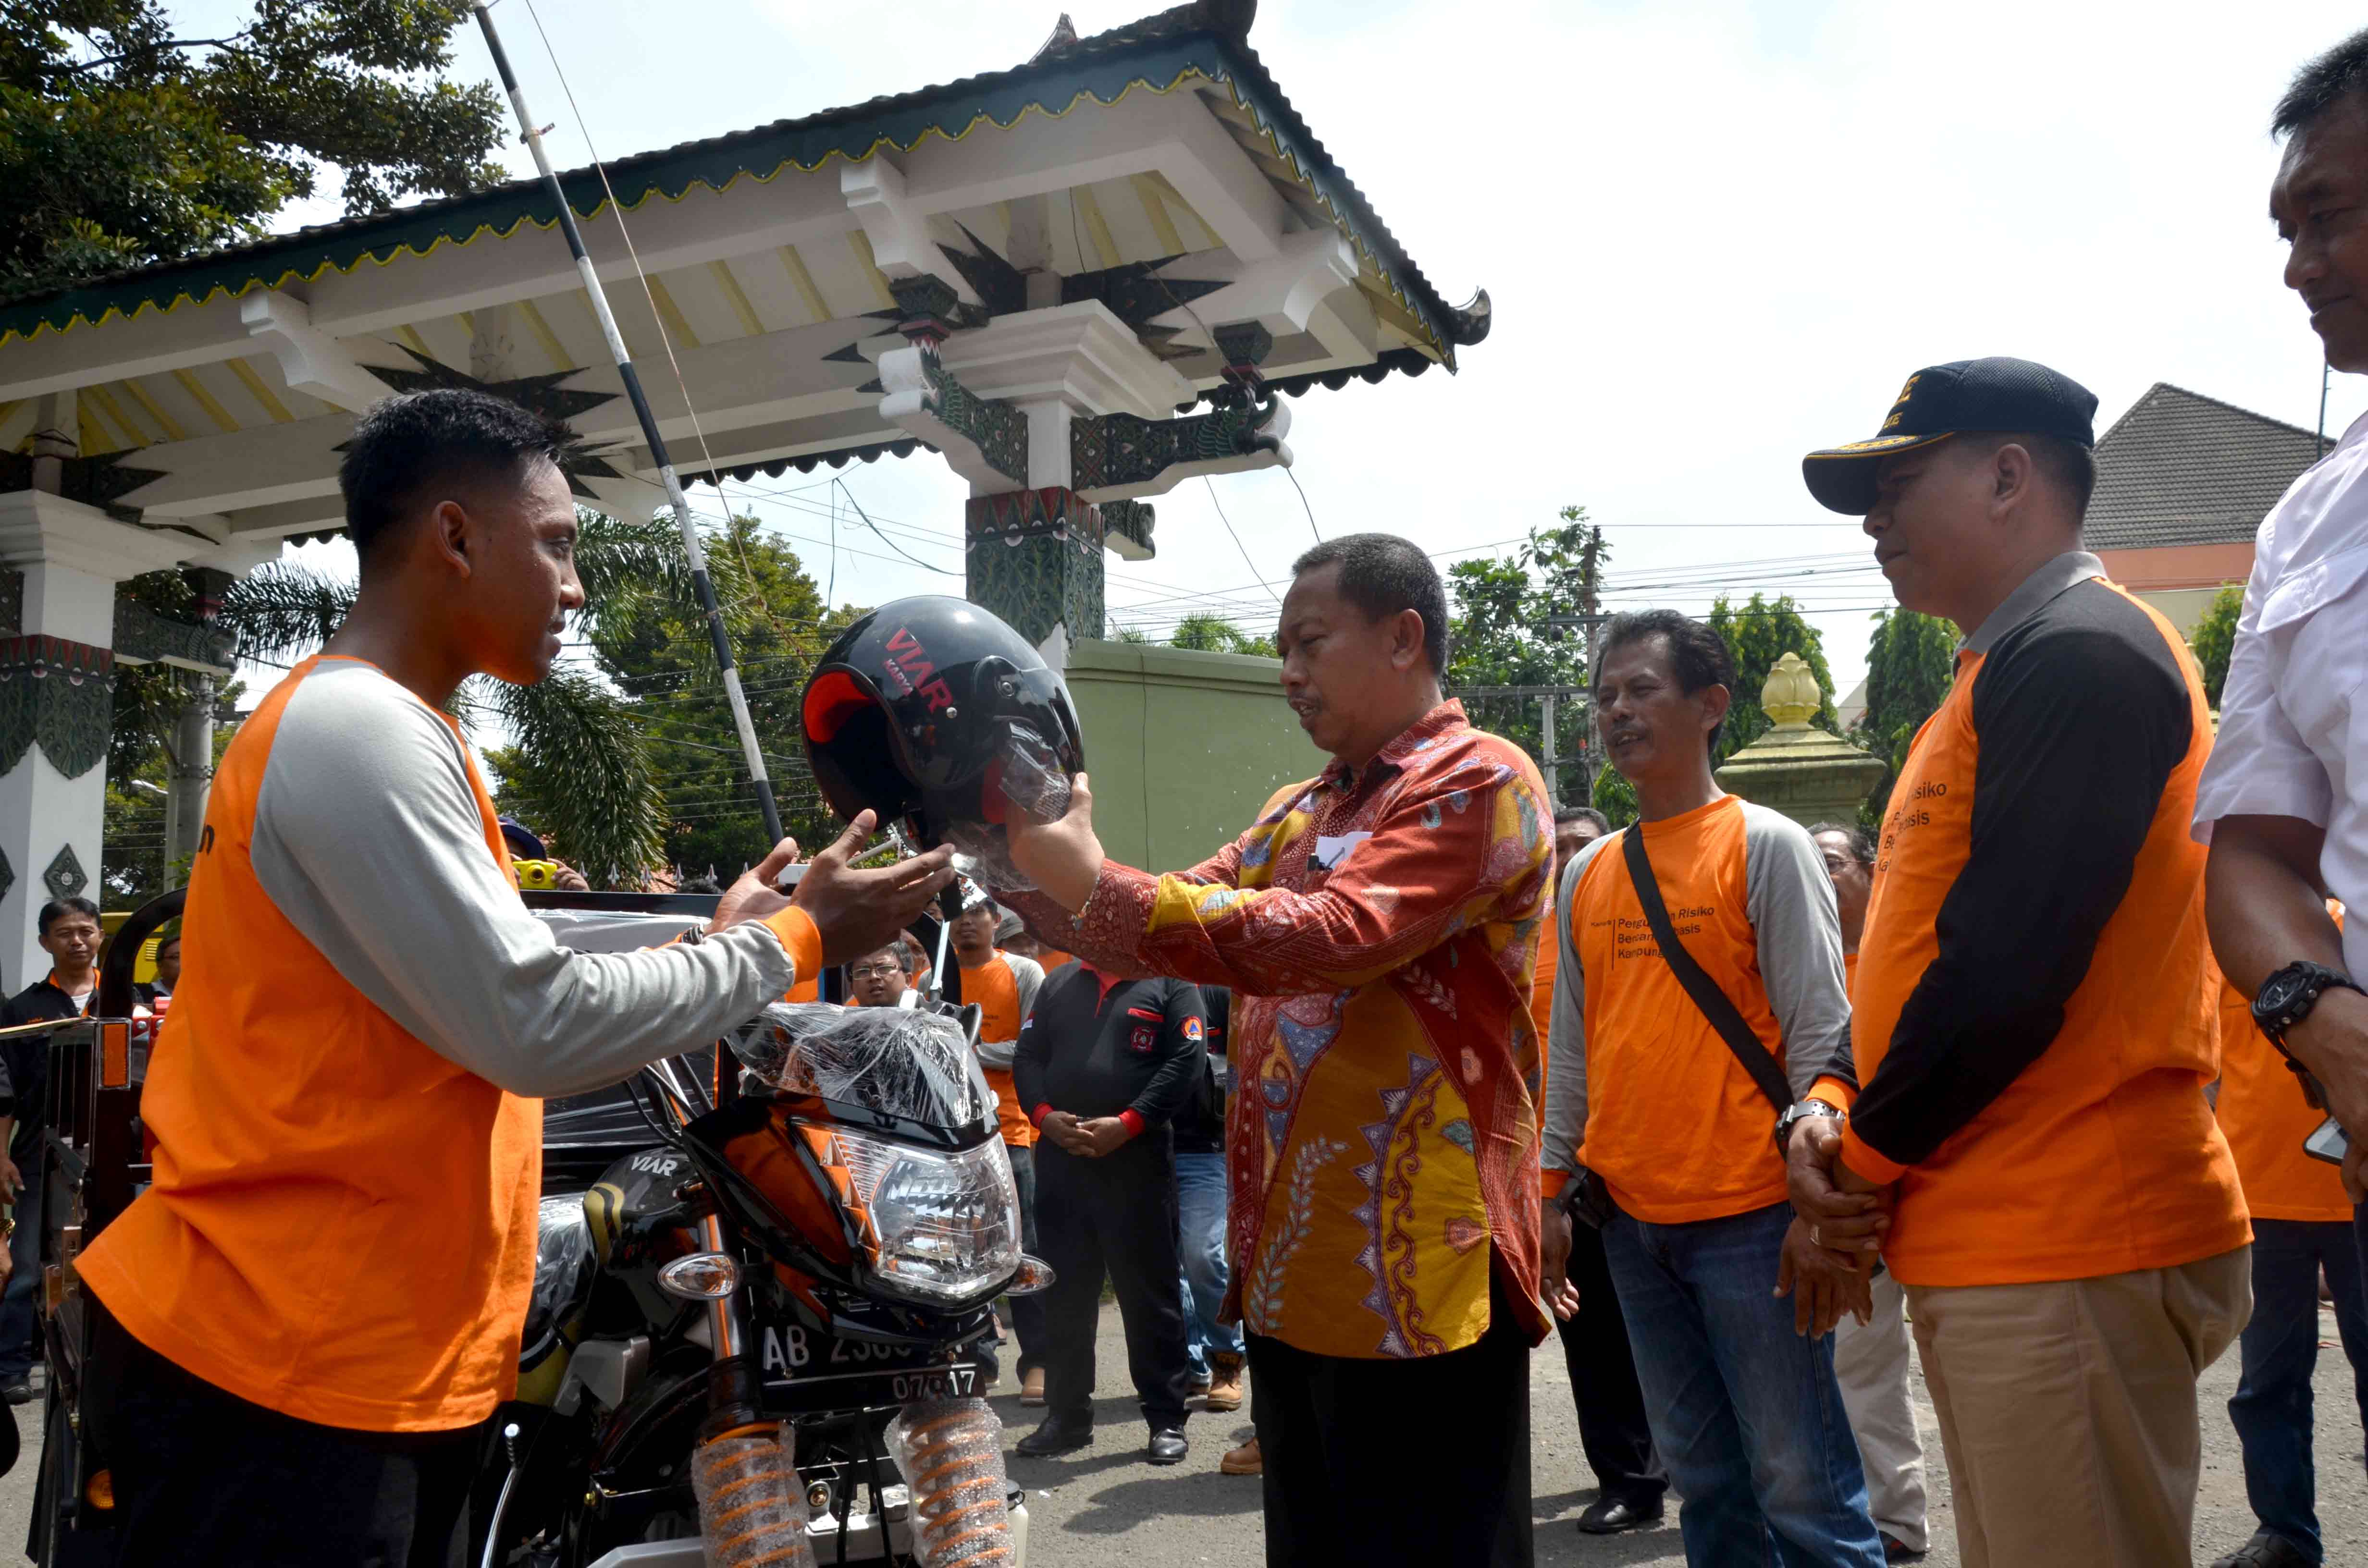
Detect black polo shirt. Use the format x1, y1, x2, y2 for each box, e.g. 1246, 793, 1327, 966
0, 975, 92, 1152
1012, 967, 1205, 1139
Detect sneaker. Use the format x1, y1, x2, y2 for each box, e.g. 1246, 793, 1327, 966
1147, 1427, 1187, 1465
1014, 1417, 1092, 1458
1, 1381, 29, 1407
1204, 1351, 1245, 1413
2209, 1532, 2316, 1568
1881, 1533, 1926, 1562
1019, 1367, 1046, 1407
1219, 1434, 1262, 1476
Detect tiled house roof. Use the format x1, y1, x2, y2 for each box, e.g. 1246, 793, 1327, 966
2086, 383, 2324, 551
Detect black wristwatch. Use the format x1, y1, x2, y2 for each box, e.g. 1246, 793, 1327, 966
2253, 960, 2363, 1107
1772, 1099, 1845, 1154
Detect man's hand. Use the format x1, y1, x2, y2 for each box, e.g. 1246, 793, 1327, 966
2290, 987, 2368, 1178
1038, 1110, 1090, 1156
1073, 1115, 1133, 1158
551, 861, 591, 893
1786, 1116, 1888, 1254
0, 1155, 20, 1203
777, 812, 959, 965
1776, 1216, 1873, 1337
1004, 773, 1106, 912
1540, 1198, 1580, 1321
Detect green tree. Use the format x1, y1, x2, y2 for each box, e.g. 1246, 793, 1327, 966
513, 513, 859, 882
2, 0, 504, 294
1445, 506, 1607, 808
1170, 613, 1276, 658
2188, 582, 2244, 708
1705, 593, 1838, 763
1852, 607, 1959, 827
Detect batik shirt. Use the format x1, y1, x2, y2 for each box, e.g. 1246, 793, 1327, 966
1013, 701, 1554, 1359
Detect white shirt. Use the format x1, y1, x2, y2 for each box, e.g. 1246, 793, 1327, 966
2193, 404, 2368, 982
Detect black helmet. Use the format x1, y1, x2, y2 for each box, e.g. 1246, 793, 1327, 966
802, 597, 1085, 857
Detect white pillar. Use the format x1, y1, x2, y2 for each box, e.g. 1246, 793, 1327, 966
0, 491, 192, 987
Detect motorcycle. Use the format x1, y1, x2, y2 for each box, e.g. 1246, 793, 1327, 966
36, 889, 1044, 1568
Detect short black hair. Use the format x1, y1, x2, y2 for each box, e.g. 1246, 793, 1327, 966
1554, 806, 1611, 834
1808, 821, 1877, 866
1596, 609, 1737, 755
37, 896, 100, 936
1969, 431, 2096, 521
2275, 26, 2368, 139
339, 389, 574, 564
1290, 532, 1450, 675
155, 933, 182, 956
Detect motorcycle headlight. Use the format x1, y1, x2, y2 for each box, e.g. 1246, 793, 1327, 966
806, 1127, 1021, 1308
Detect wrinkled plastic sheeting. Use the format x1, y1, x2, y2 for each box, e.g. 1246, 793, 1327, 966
692, 1423, 815, 1568
728, 1003, 990, 1127
888, 1397, 1015, 1568
945, 723, 1072, 892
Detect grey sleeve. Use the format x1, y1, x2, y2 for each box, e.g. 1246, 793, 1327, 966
249, 666, 805, 1099
973, 953, 1044, 1070
1542, 838, 1613, 1176
1740, 803, 1856, 1100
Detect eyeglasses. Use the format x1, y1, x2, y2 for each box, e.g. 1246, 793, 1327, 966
848, 964, 905, 980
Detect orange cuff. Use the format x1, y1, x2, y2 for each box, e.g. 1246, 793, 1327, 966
1808, 1075, 1858, 1113
1838, 1122, 1909, 1186
762, 906, 824, 993
1540, 1168, 1571, 1198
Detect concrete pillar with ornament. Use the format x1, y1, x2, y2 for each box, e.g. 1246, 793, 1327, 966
0, 489, 212, 987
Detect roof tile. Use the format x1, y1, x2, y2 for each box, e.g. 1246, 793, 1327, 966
2086, 383, 2324, 551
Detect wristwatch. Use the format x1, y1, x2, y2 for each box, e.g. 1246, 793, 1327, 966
2252, 961, 2363, 1107
1772, 1099, 1844, 1154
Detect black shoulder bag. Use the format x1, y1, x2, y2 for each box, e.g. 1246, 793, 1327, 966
1621, 826, 1793, 1114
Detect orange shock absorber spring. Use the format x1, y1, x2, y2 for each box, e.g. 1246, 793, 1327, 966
692, 1422, 817, 1568
887, 1397, 1016, 1568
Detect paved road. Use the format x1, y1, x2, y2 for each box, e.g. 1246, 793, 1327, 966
0, 1301, 2356, 1566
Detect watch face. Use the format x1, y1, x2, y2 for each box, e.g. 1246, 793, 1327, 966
2260, 973, 2309, 1016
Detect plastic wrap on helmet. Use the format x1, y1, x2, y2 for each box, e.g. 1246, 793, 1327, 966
521, 1194, 594, 1362
943, 725, 1073, 892
728, 1002, 992, 1129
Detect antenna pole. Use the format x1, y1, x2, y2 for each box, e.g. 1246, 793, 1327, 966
470, 0, 783, 845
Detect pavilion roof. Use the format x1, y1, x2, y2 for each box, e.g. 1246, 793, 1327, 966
2087, 383, 2322, 552
0, 0, 1472, 365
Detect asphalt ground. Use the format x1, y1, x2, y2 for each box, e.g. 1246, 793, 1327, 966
0, 1299, 2356, 1566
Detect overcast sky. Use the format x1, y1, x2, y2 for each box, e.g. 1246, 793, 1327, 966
265, 0, 2368, 706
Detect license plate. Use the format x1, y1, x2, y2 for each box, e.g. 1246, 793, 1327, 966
758, 1321, 987, 1411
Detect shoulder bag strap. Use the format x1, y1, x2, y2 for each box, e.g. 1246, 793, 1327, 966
1621, 825, 1792, 1113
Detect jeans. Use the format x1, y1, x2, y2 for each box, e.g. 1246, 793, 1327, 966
1553, 1217, 1665, 1507
1004, 1142, 1048, 1375
2228, 1217, 2368, 1563
0, 1152, 43, 1382
1602, 1200, 1886, 1568
1174, 1149, 1242, 1374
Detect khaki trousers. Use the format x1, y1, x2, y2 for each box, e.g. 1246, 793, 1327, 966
1834, 1269, 1929, 1553
1906, 1247, 2252, 1568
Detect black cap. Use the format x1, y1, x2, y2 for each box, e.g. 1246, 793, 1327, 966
1801, 357, 2098, 515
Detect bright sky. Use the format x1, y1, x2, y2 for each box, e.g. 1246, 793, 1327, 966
268, 0, 2368, 706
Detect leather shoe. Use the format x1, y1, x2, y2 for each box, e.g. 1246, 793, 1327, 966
2209, 1532, 2316, 1568
0, 1381, 30, 1407
1014, 1418, 1092, 1458
1575, 1494, 1663, 1535
1147, 1427, 1188, 1465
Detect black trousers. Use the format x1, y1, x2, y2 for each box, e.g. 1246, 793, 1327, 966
1247, 1272, 1533, 1568
83, 1298, 481, 1568
1035, 1135, 1192, 1427
1554, 1218, 1667, 1507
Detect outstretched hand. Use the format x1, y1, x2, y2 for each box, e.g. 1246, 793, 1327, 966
1004, 772, 1106, 912
783, 811, 960, 965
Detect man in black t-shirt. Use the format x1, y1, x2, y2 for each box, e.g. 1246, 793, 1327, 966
1172, 989, 1246, 1422
1011, 965, 1205, 1465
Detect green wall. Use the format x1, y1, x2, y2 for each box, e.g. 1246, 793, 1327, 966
1063, 639, 1318, 873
